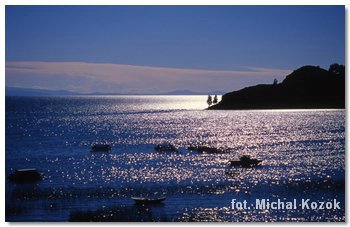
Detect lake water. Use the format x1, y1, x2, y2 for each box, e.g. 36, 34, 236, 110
5, 96, 345, 221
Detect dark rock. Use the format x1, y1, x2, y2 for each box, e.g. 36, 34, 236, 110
209, 65, 345, 110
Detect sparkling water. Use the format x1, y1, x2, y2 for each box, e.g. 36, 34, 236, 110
5, 96, 345, 221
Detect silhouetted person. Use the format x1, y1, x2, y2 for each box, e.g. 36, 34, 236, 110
207, 95, 212, 106
213, 95, 218, 104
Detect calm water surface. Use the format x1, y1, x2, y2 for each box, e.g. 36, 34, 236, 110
5, 96, 345, 221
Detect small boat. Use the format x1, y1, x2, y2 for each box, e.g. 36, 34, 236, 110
131, 196, 166, 204
154, 143, 177, 152
230, 155, 263, 167
8, 169, 42, 183
91, 144, 111, 152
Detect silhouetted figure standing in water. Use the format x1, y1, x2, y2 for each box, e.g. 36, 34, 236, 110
213, 95, 218, 104
273, 78, 278, 85
207, 95, 212, 107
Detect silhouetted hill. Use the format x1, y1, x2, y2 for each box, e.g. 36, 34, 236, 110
208, 65, 345, 110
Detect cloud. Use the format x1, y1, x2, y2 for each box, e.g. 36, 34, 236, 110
6, 61, 292, 94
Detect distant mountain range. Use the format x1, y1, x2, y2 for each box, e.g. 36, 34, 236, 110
5, 87, 225, 96
5, 87, 81, 96
161, 89, 224, 95
209, 65, 345, 110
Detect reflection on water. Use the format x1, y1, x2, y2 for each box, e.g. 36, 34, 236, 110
6, 96, 345, 221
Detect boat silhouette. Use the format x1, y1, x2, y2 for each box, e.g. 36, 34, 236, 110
230, 155, 263, 167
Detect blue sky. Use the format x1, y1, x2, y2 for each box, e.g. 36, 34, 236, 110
6, 6, 345, 94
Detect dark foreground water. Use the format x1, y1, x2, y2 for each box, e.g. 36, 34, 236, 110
5, 96, 345, 222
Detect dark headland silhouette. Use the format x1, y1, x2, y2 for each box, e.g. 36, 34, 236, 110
208, 64, 345, 110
